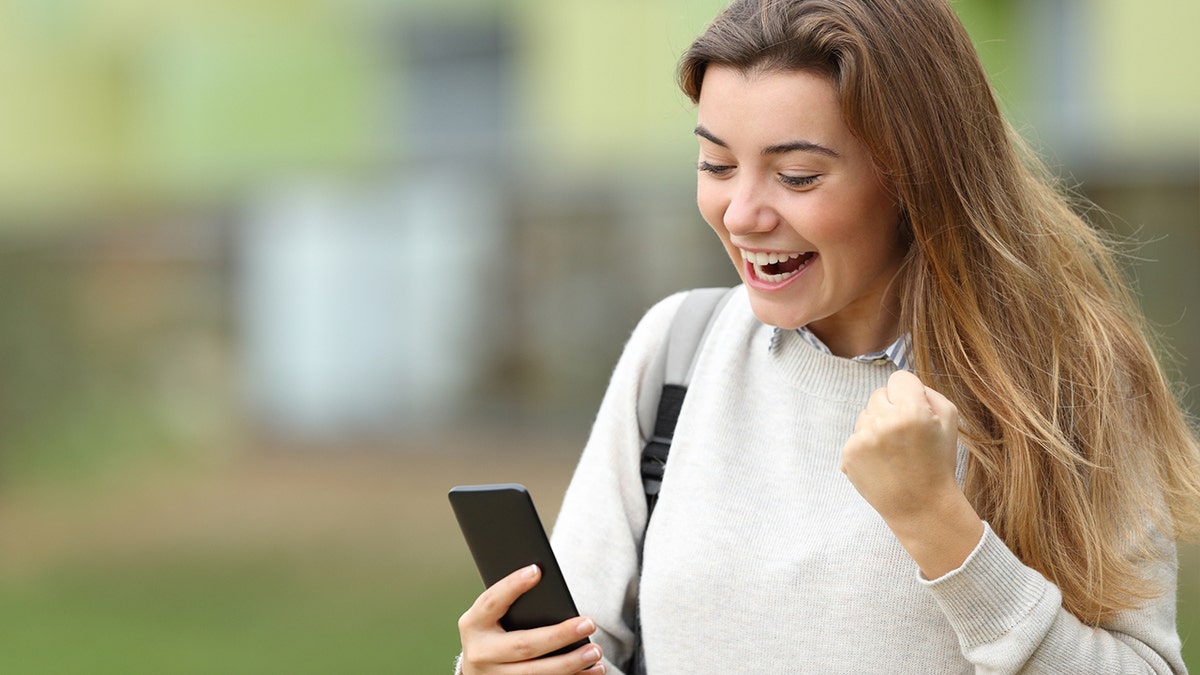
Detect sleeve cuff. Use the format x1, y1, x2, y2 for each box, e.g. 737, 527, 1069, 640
919, 521, 1058, 648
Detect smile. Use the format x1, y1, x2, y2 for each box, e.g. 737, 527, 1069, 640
739, 248, 816, 284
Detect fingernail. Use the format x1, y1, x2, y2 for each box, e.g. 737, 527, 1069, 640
522, 564, 538, 579
576, 617, 596, 635
583, 646, 601, 662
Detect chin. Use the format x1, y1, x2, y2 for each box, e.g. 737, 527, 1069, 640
745, 293, 808, 330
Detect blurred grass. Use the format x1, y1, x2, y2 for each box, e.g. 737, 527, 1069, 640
0, 555, 473, 674
0, 434, 583, 674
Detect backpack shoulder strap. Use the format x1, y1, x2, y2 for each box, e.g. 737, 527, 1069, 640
639, 287, 734, 515
628, 287, 733, 675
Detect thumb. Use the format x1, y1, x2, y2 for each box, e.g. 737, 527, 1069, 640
468, 564, 540, 627
924, 386, 959, 432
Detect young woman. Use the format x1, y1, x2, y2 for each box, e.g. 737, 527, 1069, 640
456, 0, 1200, 672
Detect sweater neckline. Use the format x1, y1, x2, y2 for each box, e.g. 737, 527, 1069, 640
766, 324, 897, 402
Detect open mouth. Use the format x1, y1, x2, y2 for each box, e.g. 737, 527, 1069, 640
740, 249, 816, 283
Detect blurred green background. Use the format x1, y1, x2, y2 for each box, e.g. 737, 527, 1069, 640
0, 0, 1195, 672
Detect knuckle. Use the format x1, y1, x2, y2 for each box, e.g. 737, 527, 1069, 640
460, 651, 483, 671
477, 589, 504, 616
510, 634, 538, 660
840, 444, 860, 468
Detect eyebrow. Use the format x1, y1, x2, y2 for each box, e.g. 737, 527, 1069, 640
694, 125, 840, 158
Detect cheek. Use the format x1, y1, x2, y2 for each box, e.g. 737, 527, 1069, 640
784, 200, 847, 246
696, 186, 727, 234
803, 192, 900, 255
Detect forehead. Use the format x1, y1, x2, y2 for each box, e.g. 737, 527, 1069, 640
696, 66, 848, 146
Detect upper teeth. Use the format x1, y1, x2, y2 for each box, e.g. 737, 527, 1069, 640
740, 249, 806, 265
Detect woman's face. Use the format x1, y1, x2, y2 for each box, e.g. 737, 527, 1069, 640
695, 66, 907, 357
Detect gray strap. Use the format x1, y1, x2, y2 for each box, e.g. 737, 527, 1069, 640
629, 287, 732, 675
637, 287, 734, 443
664, 287, 735, 387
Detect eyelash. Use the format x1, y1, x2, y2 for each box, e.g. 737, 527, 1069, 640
697, 161, 820, 188
780, 174, 820, 188
697, 161, 733, 176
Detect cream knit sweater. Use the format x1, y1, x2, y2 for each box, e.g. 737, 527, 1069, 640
549, 287, 1185, 674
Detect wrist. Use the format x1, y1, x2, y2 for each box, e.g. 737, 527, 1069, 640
884, 489, 984, 579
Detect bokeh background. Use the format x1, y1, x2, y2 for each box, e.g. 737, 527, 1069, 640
0, 0, 1196, 672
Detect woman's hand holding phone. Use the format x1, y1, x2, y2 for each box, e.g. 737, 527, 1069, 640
457, 565, 606, 674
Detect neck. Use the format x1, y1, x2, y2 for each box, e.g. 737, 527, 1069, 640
806, 310, 901, 358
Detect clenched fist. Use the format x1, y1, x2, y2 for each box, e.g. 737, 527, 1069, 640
841, 370, 983, 578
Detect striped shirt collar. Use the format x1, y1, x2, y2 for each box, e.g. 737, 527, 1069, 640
775, 326, 912, 372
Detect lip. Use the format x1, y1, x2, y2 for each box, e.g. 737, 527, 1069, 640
741, 253, 816, 292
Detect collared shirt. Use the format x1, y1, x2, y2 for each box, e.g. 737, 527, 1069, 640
775, 326, 912, 372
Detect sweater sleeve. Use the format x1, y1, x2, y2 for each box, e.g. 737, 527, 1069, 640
921, 522, 1186, 674
548, 292, 688, 675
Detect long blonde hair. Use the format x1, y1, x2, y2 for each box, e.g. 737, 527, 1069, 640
679, 0, 1200, 623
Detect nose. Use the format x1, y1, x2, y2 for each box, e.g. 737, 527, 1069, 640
721, 176, 778, 235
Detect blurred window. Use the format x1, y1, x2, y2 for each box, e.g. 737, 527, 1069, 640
402, 16, 516, 161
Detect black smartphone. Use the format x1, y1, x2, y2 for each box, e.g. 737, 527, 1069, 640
448, 483, 589, 657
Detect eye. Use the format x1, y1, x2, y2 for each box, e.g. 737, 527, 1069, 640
698, 160, 734, 176
780, 174, 820, 188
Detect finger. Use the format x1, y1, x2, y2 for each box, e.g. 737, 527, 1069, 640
521, 641, 604, 675
924, 386, 959, 430
839, 436, 861, 475
854, 408, 870, 433
464, 564, 541, 629
486, 616, 599, 665
866, 386, 890, 413
887, 370, 928, 408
